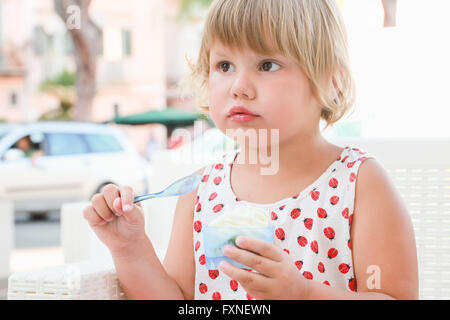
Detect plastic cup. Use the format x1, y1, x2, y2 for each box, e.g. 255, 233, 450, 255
203, 224, 275, 270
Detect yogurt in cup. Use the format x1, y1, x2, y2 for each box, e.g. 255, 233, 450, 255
203, 203, 275, 270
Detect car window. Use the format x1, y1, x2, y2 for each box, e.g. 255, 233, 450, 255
46, 133, 89, 156
83, 134, 124, 153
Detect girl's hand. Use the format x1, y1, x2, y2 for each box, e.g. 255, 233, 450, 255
83, 184, 146, 255
219, 236, 310, 300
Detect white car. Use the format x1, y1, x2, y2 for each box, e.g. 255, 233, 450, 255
0, 122, 150, 218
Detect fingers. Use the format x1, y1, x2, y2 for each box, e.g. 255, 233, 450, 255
114, 186, 142, 224
83, 204, 107, 227
84, 184, 142, 226
219, 260, 269, 294
101, 184, 121, 215
235, 236, 284, 263
118, 185, 135, 213
222, 244, 278, 277
92, 193, 115, 222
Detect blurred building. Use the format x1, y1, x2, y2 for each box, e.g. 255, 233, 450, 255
0, 0, 170, 123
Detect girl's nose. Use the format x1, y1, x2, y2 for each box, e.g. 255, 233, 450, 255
230, 73, 256, 100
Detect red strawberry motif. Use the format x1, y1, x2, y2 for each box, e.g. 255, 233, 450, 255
323, 227, 335, 240
348, 277, 357, 292
304, 218, 313, 230
215, 163, 224, 170
208, 192, 218, 201
341, 155, 349, 163
318, 262, 325, 273
195, 241, 200, 251
213, 176, 222, 185
323, 281, 331, 286
348, 214, 354, 226
329, 178, 338, 189
279, 205, 286, 210
297, 236, 308, 247
295, 260, 303, 270
349, 172, 356, 182
342, 208, 349, 219
347, 161, 356, 168
317, 207, 328, 219
195, 202, 201, 213
347, 239, 352, 250
283, 248, 290, 255
339, 263, 350, 274
303, 271, 313, 280
271, 211, 278, 220
230, 280, 238, 292
310, 240, 319, 254
330, 195, 339, 206
199, 254, 205, 265
235, 197, 241, 201
193, 220, 202, 233
209, 269, 219, 279
310, 189, 320, 201
199, 282, 208, 294
327, 248, 338, 259
212, 291, 221, 300
290, 208, 301, 219
292, 192, 300, 199
275, 228, 285, 241
212, 203, 224, 213
246, 293, 254, 300
201, 174, 209, 183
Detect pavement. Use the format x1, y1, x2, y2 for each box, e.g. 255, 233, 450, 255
1, 212, 62, 300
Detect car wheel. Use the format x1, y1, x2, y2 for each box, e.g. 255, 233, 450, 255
29, 212, 49, 221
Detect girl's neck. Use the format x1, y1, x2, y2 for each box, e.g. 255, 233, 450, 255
234, 129, 338, 179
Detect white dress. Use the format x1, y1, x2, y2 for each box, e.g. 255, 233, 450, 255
193, 146, 374, 300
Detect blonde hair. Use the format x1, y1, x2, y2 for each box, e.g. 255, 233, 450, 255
180, 0, 355, 128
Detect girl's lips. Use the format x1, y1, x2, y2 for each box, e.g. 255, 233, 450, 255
229, 113, 259, 123
227, 106, 260, 122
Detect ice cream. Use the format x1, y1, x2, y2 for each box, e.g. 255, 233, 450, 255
203, 204, 275, 270
209, 204, 270, 227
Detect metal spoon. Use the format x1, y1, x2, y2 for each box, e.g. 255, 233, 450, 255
133, 172, 202, 203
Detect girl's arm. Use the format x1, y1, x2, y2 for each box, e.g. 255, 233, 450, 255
111, 167, 203, 300
305, 158, 419, 299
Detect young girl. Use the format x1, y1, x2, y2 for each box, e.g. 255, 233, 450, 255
83, 0, 418, 300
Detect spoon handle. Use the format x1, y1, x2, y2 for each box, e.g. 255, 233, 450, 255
133, 190, 164, 203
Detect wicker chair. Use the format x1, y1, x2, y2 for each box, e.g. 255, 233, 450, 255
7, 138, 450, 299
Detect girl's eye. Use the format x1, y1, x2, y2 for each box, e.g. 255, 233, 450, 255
261, 61, 281, 72
218, 61, 235, 72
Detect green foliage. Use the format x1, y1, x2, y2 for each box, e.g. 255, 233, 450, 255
177, 0, 214, 22
40, 70, 76, 90
39, 70, 76, 121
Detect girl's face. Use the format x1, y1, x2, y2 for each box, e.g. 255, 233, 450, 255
208, 41, 322, 147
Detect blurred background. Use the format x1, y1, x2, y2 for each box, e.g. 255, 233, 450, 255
0, 0, 449, 299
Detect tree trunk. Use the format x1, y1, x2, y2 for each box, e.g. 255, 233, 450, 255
54, 0, 100, 121
381, 0, 398, 28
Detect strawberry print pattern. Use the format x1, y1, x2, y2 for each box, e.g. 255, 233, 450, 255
193, 147, 373, 299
